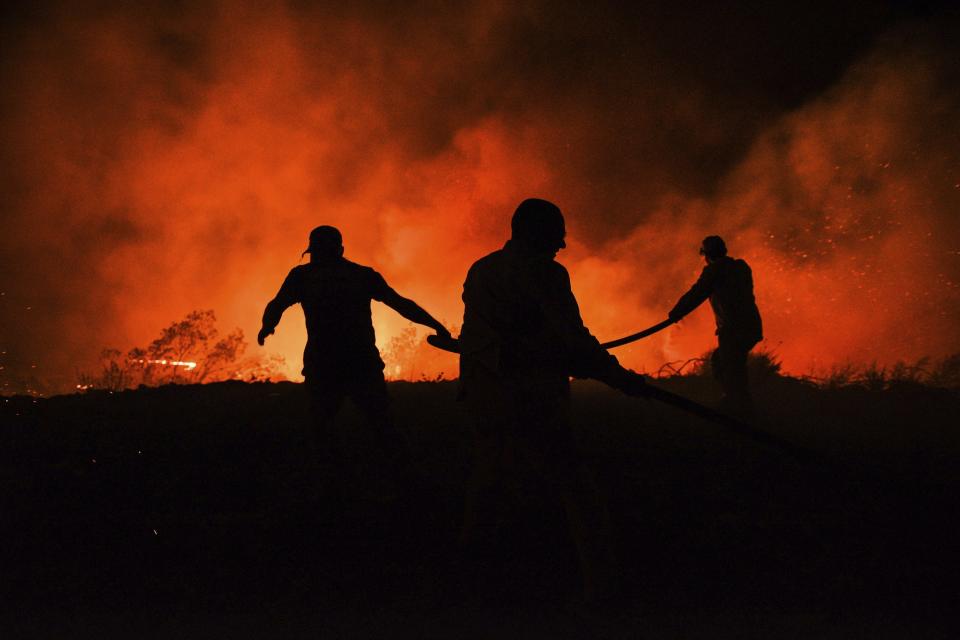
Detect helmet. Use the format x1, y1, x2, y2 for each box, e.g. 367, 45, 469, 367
699, 235, 727, 259
511, 198, 566, 251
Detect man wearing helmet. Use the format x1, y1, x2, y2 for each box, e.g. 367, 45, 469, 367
257, 225, 449, 482
458, 198, 649, 601
669, 235, 763, 416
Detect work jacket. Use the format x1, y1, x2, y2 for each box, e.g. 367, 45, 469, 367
670, 256, 763, 343
459, 241, 622, 393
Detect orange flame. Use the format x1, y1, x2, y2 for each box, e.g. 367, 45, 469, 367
1, 6, 958, 394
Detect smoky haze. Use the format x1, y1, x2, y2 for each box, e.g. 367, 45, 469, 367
1, 1, 959, 394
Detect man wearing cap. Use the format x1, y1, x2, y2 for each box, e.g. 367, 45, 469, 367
668, 235, 763, 416
458, 198, 649, 601
258, 225, 449, 482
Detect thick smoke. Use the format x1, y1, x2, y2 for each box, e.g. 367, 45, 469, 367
1, 1, 958, 393
574, 26, 960, 374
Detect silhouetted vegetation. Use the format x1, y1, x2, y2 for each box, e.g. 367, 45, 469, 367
76, 310, 286, 392
661, 348, 960, 393
806, 354, 960, 391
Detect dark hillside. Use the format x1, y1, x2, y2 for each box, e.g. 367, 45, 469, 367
2, 377, 958, 638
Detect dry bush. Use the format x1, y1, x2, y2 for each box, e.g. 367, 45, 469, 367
815, 355, 958, 391
78, 310, 286, 392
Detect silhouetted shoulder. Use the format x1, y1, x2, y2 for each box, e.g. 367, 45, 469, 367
463, 249, 506, 289
340, 258, 371, 272
530, 260, 572, 298
722, 258, 754, 284
341, 258, 392, 300
701, 261, 721, 278
547, 260, 571, 282
277, 264, 310, 297
468, 248, 507, 272
287, 264, 311, 279
465, 249, 570, 298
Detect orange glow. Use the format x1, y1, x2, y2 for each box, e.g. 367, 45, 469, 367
1, 6, 958, 395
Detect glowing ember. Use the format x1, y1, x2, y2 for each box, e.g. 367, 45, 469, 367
132, 359, 198, 371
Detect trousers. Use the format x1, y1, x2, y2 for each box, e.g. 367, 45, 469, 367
459, 365, 617, 600
711, 332, 760, 412
303, 368, 406, 485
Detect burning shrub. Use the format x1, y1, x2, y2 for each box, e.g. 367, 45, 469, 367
382, 324, 455, 381
77, 310, 286, 391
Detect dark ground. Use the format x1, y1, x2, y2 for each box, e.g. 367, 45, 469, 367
1, 372, 958, 638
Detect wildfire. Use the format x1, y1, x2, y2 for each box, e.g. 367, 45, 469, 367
132, 359, 198, 371
1, 4, 958, 396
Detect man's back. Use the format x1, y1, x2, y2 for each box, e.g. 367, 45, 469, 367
258, 225, 450, 503
268, 258, 391, 375
261, 225, 449, 380
462, 243, 562, 376
708, 256, 762, 341
456, 199, 640, 602
671, 254, 763, 342
460, 240, 617, 386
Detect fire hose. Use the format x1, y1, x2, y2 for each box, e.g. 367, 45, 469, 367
425, 321, 818, 465
600, 318, 676, 349
428, 318, 675, 355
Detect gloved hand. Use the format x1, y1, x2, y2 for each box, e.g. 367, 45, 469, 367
427, 330, 460, 354
607, 366, 652, 398
257, 327, 274, 346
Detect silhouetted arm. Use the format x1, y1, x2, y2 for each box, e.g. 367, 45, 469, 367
669, 264, 717, 321
258, 270, 300, 345
372, 273, 449, 336
537, 264, 646, 394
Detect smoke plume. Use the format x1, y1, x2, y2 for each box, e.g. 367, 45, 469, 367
1, 1, 958, 393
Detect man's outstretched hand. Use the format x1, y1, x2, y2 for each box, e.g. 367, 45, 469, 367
426, 327, 460, 354
257, 327, 274, 346
609, 367, 652, 398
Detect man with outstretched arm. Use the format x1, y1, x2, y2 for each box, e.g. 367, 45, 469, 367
258, 225, 449, 491
458, 198, 649, 602
668, 235, 763, 417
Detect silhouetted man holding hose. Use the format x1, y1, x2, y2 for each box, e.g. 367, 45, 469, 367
258, 225, 449, 486
669, 235, 763, 416
458, 198, 649, 601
